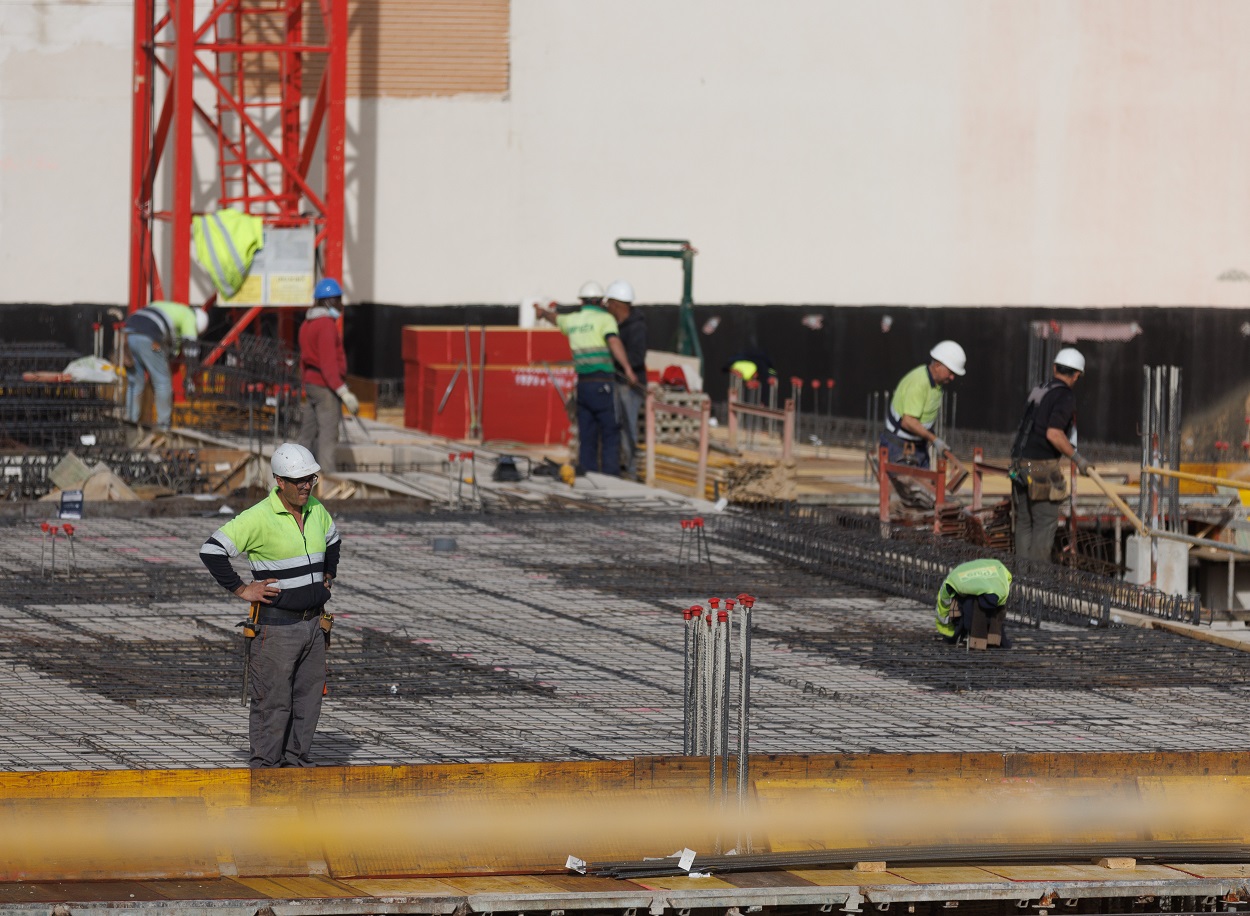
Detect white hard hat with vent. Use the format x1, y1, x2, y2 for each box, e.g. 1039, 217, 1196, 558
605, 280, 635, 304
578, 281, 604, 300
929, 340, 967, 376
1054, 347, 1086, 373
271, 443, 321, 479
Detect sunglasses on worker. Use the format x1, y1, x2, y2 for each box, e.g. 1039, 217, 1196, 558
279, 474, 319, 487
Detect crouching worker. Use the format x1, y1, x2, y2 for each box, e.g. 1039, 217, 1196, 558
935, 558, 1013, 650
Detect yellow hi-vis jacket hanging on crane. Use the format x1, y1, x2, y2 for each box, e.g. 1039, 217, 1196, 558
192, 209, 265, 299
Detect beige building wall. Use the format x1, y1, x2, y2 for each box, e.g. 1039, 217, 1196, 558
3, 1, 1250, 307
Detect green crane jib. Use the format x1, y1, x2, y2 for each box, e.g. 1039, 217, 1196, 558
614, 238, 701, 370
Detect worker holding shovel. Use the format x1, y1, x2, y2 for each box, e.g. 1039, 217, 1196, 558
1009, 347, 1090, 563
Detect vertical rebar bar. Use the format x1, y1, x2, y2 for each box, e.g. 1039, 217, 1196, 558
738, 595, 753, 852
1139, 367, 1150, 522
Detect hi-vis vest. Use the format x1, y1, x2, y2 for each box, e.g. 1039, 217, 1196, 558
935, 558, 1012, 638
192, 209, 264, 299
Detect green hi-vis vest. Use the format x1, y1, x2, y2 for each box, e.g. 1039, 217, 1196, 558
935, 558, 1012, 638
192, 209, 264, 299
556, 304, 619, 376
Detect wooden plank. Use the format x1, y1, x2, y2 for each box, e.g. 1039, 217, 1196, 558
982, 863, 1188, 882
233, 876, 363, 898
439, 875, 570, 894
336, 877, 463, 896
786, 869, 915, 887
146, 879, 262, 900
888, 866, 1009, 885
16, 882, 169, 902
720, 870, 816, 888
1168, 863, 1250, 878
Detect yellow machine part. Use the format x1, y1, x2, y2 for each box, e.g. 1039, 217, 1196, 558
1, 752, 1249, 883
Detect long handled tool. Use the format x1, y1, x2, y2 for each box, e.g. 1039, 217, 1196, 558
1086, 466, 1148, 535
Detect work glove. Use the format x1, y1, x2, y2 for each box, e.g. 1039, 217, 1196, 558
931, 436, 950, 456
1072, 451, 1094, 475
335, 385, 360, 415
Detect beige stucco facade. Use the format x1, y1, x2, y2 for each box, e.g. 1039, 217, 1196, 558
3, 1, 1250, 307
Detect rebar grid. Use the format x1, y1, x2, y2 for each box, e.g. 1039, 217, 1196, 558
714, 504, 1202, 626
0, 448, 210, 500
0, 508, 1248, 770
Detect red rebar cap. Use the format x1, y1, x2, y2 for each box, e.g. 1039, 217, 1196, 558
461, 451, 474, 460
708, 597, 720, 609
683, 606, 695, 620
827, 378, 835, 387
790, 376, 802, 387
746, 379, 759, 389
1216, 441, 1230, 450
49, 526, 59, 536
737, 593, 756, 608
680, 519, 689, 529
62, 524, 75, 537
40, 522, 49, 533
725, 598, 736, 611
692, 517, 704, 527
717, 610, 728, 622
448, 453, 457, 462
811, 379, 821, 389
92, 322, 101, 331
768, 377, 778, 386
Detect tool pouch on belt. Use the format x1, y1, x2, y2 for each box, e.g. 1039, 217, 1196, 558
1017, 458, 1068, 501
320, 612, 333, 634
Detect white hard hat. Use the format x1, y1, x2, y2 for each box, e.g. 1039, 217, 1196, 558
605, 279, 635, 304
194, 309, 209, 336
1054, 347, 1086, 373
578, 281, 604, 300
929, 340, 967, 376
271, 442, 321, 479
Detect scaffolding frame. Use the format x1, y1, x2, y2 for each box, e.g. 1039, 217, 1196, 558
128, 0, 347, 359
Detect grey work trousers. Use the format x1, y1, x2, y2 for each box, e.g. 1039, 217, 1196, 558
615, 382, 644, 478
298, 384, 342, 472
1013, 487, 1061, 563
248, 616, 327, 768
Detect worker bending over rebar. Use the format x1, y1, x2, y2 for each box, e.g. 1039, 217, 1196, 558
934, 558, 1013, 650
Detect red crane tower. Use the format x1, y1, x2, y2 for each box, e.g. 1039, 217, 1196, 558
128, 0, 347, 355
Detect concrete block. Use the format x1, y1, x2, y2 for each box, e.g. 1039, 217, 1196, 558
1124, 535, 1190, 596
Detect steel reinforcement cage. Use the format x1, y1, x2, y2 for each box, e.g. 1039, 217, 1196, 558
714, 504, 1203, 628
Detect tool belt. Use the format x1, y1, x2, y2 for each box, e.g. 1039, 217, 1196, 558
256, 605, 328, 626
1011, 457, 1069, 501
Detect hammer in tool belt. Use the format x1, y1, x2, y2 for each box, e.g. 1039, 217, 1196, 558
320, 609, 334, 696
236, 601, 260, 707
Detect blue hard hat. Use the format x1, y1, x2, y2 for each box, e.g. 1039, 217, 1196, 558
314, 277, 342, 300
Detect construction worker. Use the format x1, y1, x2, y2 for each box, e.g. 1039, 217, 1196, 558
298, 278, 358, 473
1010, 347, 1090, 563
880, 340, 966, 469
199, 443, 341, 768
122, 301, 208, 431
935, 558, 1013, 649
549, 287, 639, 475
603, 280, 647, 478
533, 281, 605, 324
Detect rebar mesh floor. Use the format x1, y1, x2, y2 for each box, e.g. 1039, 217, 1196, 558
1, 509, 1248, 770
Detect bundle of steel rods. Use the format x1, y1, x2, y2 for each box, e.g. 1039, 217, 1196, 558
583, 841, 1250, 879
683, 594, 755, 853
